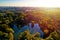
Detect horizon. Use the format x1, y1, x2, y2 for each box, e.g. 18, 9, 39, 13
0, 0, 60, 7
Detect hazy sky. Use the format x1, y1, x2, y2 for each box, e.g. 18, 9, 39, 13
0, 0, 60, 7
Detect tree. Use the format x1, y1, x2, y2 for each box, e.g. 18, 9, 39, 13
18, 30, 43, 40
45, 31, 60, 40
0, 24, 14, 40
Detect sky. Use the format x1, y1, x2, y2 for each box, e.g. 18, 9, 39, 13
0, 0, 60, 7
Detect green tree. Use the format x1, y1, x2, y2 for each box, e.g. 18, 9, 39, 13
18, 30, 43, 40
0, 24, 14, 40
45, 31, 60, 40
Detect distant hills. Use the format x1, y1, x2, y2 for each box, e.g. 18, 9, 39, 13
0, 7, 38, 12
